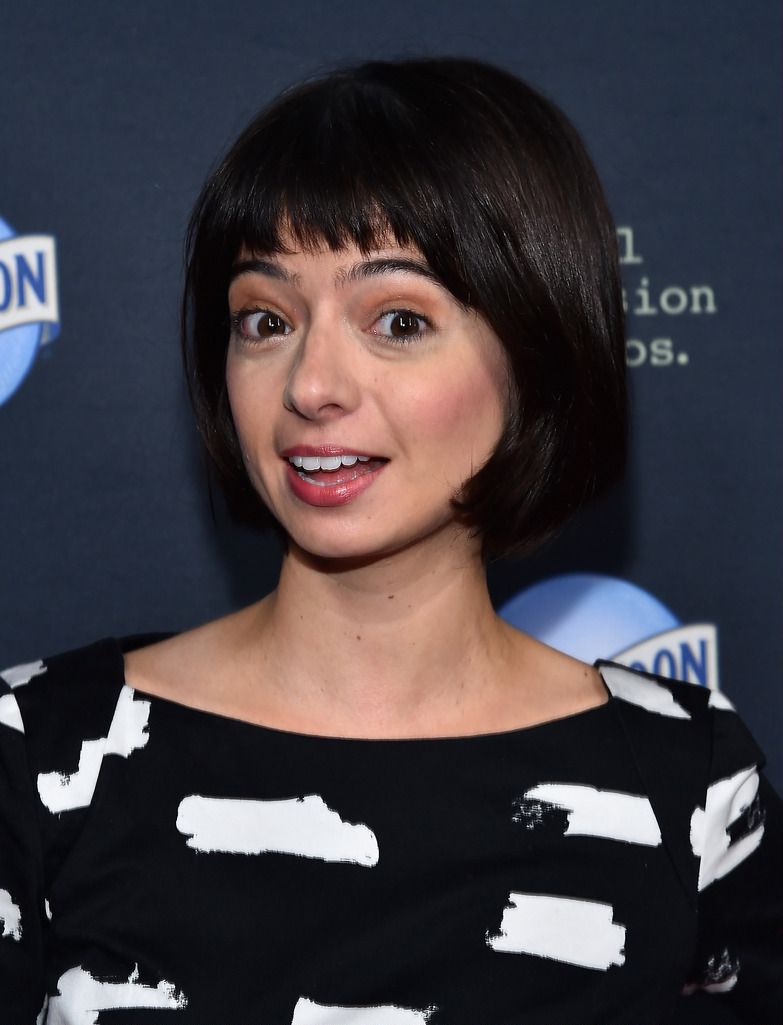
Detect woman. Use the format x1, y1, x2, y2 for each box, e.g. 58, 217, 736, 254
1, 58, 780, 1024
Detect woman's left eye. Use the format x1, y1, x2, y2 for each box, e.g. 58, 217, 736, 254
372, 310, 430, 343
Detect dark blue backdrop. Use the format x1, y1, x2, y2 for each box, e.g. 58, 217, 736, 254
2, 1, 781, 786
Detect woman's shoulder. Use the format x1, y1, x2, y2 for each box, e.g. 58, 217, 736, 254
0, 635, 164, 763
597, 661, 771, 856
597, 659, 720, 719
120, 605, 267, 721
121, 620, 230, 697
2, 634, 161, 699
0, 634, 174, 825
2, 633, 169, 690
2, 636, 120, 711
597, 658, 764, 774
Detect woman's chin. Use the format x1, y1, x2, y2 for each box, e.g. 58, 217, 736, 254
287, 534, 407, 569
284, 518, 470, 570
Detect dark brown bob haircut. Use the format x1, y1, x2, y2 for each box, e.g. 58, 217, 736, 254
183, 56, 627, 558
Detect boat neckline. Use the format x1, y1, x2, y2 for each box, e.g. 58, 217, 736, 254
114, 636, 617, 745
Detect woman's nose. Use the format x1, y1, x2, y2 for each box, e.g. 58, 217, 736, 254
282, 320, 361, 422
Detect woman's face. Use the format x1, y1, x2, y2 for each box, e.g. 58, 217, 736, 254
225, 239, 508, 563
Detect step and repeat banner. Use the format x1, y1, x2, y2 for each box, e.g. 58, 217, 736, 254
2, 2, 781, 785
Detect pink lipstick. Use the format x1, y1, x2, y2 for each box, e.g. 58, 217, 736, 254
281, 447, 388, 507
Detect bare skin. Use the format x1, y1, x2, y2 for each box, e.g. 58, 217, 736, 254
125, 539, 607, 740
125, 241, 607, 738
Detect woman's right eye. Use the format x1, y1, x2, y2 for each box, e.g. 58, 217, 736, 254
231, 309, 291, 341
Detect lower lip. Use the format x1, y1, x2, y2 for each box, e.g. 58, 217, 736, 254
285, 461, 387, 507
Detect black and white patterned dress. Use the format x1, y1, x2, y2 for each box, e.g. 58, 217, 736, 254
0, 636, 781, 1024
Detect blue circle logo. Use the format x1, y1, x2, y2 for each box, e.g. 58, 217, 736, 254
500, 573, 719, 688
0, 214, 60, 405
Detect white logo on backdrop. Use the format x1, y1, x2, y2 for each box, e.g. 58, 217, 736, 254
0, 214, 60, 405
617, 226, 717, 370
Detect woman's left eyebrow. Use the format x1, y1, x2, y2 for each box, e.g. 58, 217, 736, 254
339, 257, 443, 288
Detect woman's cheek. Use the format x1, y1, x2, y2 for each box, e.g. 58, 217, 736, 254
413, 370, 505, 447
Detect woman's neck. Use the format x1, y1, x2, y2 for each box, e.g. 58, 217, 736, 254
124, 532, 605, 738
241, 535, 516, 736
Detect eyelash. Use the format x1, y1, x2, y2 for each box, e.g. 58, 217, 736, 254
228, 306, 432, 346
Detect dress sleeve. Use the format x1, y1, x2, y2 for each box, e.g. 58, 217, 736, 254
0, 674, 47, 1022
681, 702, 783, 1023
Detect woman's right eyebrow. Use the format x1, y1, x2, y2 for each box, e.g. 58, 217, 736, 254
230, 258, 301, 286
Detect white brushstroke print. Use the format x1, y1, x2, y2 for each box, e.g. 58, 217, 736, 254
0, 659, 46, 687
291, 997, 435, 1024
0, 887, 22, 940
487, 892, 626, 970
0, 692, 23, 733
177, 794, 379, 866
691, 765, 764, 890
521, 783, 662, 846
47, 965, 186, 1025
708, 689, 736, 711
599, 664, 691, 719
37, 686, 150, 814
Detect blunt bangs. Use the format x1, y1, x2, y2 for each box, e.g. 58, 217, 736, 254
183, 58, 627, 557
189, 64, 502, 302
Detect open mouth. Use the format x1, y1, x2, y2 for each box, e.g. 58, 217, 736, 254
286, 453, 388, 487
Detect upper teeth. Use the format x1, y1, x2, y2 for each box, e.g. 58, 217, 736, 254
289, 454, 372, 471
